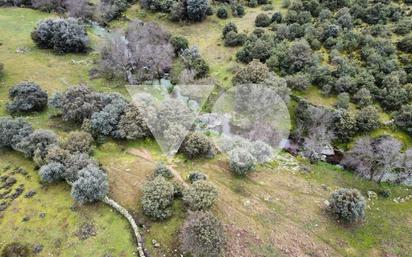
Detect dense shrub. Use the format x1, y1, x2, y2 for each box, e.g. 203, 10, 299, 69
1, 242, 31, 257
7, 82, 48, 113
232, 59, 269, 85
335, 92, 350, 109
332, 110, 357, 143
180, 47, 210, 79
170, 35, 189, 54
355, 106, 380, 132
0, 117, 33, 149
229, 148, 256, 176
141, 176, 175, 220
285, 73, 310, 90
397, 35, 412, 53
231, 3, 245, 17
63, 131, 93, 154
117, 104, 151, 140
216, 6, 228, 19
183, 180, 218, 211
353, 88, 372, 107
328, 188, 366, 224
39, 162, 66, 183
224, 31, 246, 47
222, 22, 237, 37
71, 164, 109, 204
180, 132, 214, 159
98, 0, 128, 23
64, 153, 98, 182
16, 129, 58, 160
180, 211, 226, 257
32, 0, 64, 12
89, 94, 127, 138
271, 12, 282, 23
186, 0, 209, 22
31, 18, 89, 53
153, 163, 174, 179
394, 105, 412, 135
255, 13, 271, 27
188, 171, 207, 183
57, 85, 104, 123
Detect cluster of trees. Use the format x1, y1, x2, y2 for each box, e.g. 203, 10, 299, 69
94, 20, 209, 84
141, 164, 225, 256
140, 0, 209, 22
50, 85, 151, 141
31, 18, 89, 53
0, 117, 108, 204
295, 99, 382, 160
7, 82, 48, 114
342, 135, 412, 184
224, 0, 412, 132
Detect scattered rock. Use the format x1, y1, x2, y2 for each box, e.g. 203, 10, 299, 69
367, 191, 378, 199
10, 186, 24, 199
75, 223, 97, 240
22, 216, 30, 222
3, 176, 17, 188
33, 244, 43, 255
0, 202, 8, 211
323, 200, 330, 207
152, 239, 160, 248
24, 190, 37, 198
39, 212, 46, 219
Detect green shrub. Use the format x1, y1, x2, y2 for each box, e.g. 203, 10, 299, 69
0, 117, 33, 150
180, 211, 226, 257
206, 6, 214, 16
71, 164, 109, 204
31, 18, 89, 54
216, 7, 228, 19
248, 0, 257, 7
170, 35, 189, 54
187, 0, 209, 22
180, 132, 214, 159
232, 59, 269, 85
353, 88, 372, 107
153, 163, 174, 179
183, 180, 218, 211
7, 82, 48, 114
394, 104, 412, 135
222, 22, 237, 37
188, 171, 207, 183
255, 13, 271, 27
328, 188, 366, 224
271, 12, 282, 23
335, 92, 350, 109
1, 242, 30, 257
229, 148, 256, 176
355, 106, 380, 132
141, 176, 175, 220
231, 3, 245, 17
39, 162, 66, 183
224, 31, 246, 47
64, 131, 93, 154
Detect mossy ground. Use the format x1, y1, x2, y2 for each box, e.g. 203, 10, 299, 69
0, 2, 412, 257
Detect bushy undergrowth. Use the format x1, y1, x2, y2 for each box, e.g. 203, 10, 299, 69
328, 188, 366, 224
31, 18, 89, 53
7, 82, 48, 113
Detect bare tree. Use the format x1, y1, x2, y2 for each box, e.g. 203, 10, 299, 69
342, 136, 403, 182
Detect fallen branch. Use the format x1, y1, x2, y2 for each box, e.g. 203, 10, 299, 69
103, 196, 146, 257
